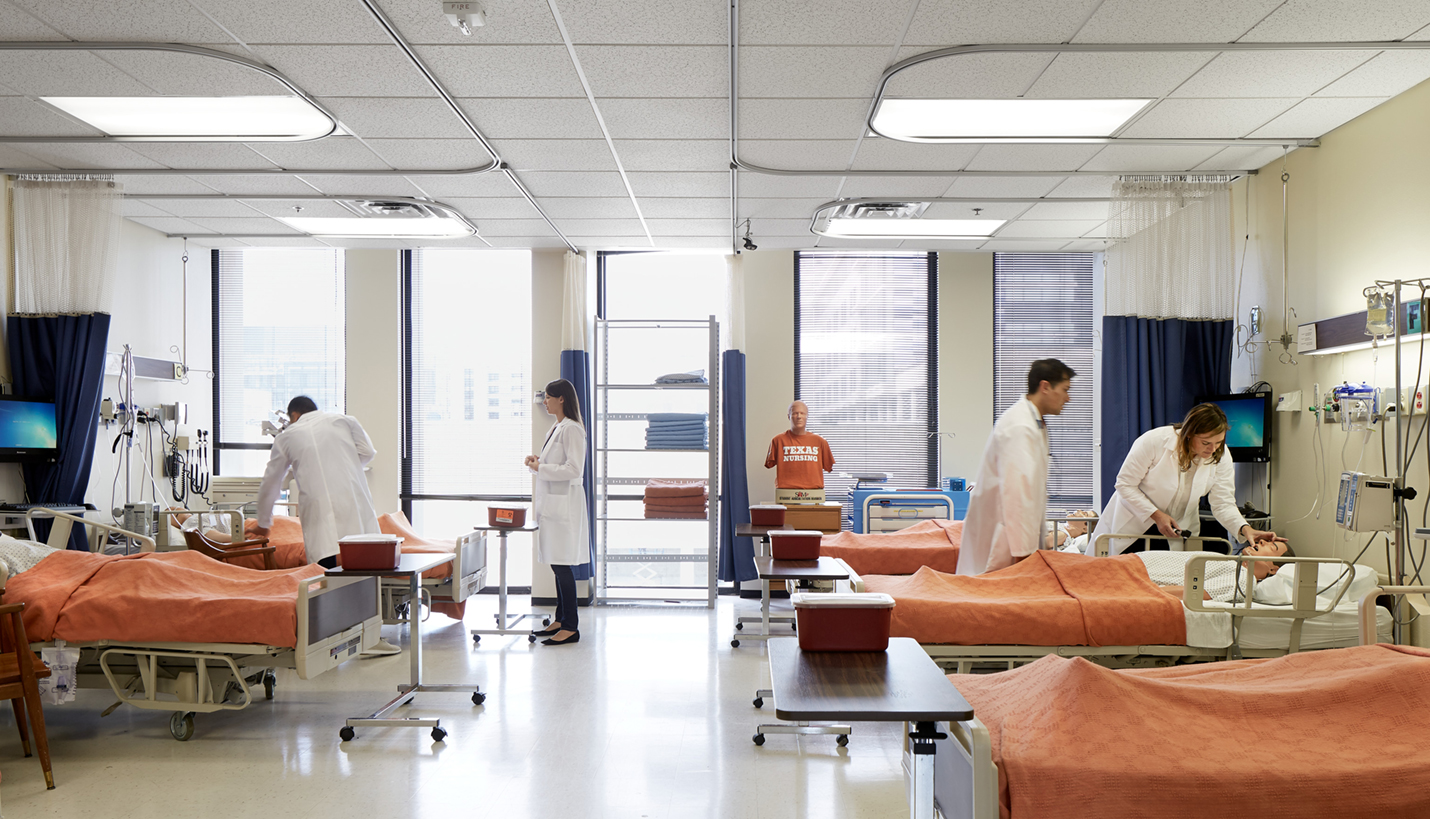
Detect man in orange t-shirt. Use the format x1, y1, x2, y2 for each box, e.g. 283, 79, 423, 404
764, 400, 835, 490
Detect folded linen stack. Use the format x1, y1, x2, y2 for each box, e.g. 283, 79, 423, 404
645, 412, 709, 450
644, 478, 708, 520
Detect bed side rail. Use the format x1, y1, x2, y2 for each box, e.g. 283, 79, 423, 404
1359, 585, 1430, 645
26, 508, 156, 553
453, 529, 487, 602
1091, 532, 1232, 558
154, 509, 244, 550
934, 716, 997, 819
295, 574, 380, 679
828, 558, 864, 593
1184, 553, 1357, 653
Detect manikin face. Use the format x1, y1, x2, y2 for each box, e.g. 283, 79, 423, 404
1242, 539, 1289, 580
1190, 431, 1226, 461
1065, 511, 1095, 539
788, 402, 808, 432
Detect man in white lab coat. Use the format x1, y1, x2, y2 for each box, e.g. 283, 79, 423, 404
253, 396, 380, 566
956, 360, 1075, 576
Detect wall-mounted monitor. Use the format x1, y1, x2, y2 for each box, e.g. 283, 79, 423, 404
1195, 391, 1272, 463
0, 397, 59, 462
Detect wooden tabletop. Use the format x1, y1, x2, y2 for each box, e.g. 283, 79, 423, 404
768, 637, 974, 723
753, 555, 848, 581
736, 523, 792, 538
325, 552, 454, 577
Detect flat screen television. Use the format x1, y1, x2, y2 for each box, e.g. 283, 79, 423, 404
1195, 391, 1272, 463
0, 397, 59, 462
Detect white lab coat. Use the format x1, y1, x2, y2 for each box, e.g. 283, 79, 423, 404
256, 411, 380, 564
957, 398, 1049, 576
1091, 425, 1249, 555
532, 417, 589, 566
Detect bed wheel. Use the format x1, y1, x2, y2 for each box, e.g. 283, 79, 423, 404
752, 733, 764, 746
730, 639, 740, 648
431, 727, 448, 742
836, 734, 849, 747
263, 671, 277, 700
339, 726, 356, 742
471, 692, 486, 706
752, 697, 763, 708
735, 622, 743, 631
169, 711, 195, 742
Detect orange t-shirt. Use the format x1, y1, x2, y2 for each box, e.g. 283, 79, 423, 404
764, 431, 835, 489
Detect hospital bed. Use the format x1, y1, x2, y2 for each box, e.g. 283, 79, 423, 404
4, 509, 381, 741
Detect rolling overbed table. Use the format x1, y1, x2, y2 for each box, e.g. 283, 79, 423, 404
470, 523, 551, 644
732, 522, 794, 639
732, 555, 848, 648
755, 637, 975, 819
329, 553, 485, 743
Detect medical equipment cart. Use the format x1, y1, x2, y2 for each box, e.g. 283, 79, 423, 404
469, 523, 550, 644
850, 488, 970, 533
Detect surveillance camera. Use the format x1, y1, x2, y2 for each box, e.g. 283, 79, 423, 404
742, 236, 757, 251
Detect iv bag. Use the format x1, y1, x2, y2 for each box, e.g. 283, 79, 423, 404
1367, 291, 1394, 336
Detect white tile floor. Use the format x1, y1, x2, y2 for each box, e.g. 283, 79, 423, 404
0, 596, 912, 818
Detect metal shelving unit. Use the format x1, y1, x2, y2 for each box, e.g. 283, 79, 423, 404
594, 317, 719, 607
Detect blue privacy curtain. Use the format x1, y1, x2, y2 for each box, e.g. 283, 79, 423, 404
560, 251, 596, 582
718, 255, 756, 582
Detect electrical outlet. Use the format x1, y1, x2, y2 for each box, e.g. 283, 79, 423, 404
1401, 388, 1428, 416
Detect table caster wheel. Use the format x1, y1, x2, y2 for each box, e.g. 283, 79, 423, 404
752, 733, 765, 746
730, 639, 740, 648
837, 734, 849, 747
529, 634, 537, 643
752, 697, 763, 708
263, 671, 277, 700
544, 617, 551, 626
736, 622, 744, 631
472, 692, 486, 706
473, 634, 482, 644
431, 727, 448, 742
169, 711, 195, 742
340, 726, 356, 742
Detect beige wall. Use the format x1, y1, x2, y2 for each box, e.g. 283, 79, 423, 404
344, 248, 402, 515
740, 250, 795, 503
529, 248, 569, 598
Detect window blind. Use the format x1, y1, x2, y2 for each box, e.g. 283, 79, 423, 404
993, 253, 1096, 513
213, 248, 345, 474
795, 252, 937, 528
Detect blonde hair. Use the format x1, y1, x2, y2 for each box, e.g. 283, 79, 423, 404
1173, 403, 1228, 471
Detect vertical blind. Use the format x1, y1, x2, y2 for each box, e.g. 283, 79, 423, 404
795, 252, 937, 528
214, 248, 345, 470
993, 253, 1096, 512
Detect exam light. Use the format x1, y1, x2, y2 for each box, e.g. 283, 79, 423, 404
40, 96, 336, 141
869, 98, 1152, 142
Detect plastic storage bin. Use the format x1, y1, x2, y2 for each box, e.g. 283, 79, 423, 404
749, 504, 787, 526
768, 529, 822, 560
791, 593, 896, 652
338, 534, 403, 570
488, 506, 528, 528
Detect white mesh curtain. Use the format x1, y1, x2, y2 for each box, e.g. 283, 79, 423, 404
561, 250, 588, 352
11, 176, 122, 314
1105, 176, 1234, 320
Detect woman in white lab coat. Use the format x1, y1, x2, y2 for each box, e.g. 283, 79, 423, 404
1092, 403, 1277, 555
525, 378, 589, 646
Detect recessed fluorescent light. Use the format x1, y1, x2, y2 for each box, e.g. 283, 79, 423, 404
276, 216, 475, 239
870, 98, 1152, 142
823, 218, 1004, 238
41, 96, 336, 141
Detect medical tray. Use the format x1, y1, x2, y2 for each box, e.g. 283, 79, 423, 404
768, 530, 822, 560
792, 593, 895, 652
749, 504, 787, 526
338, 534, 404, 570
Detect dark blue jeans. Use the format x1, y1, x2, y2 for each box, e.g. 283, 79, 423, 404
551, 564, 579, 631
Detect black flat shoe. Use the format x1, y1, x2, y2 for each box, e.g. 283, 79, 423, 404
541, 631, 580, 646
533, 625, 561, 637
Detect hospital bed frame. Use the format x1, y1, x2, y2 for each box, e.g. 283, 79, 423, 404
10, 509, 381, 741
379, 529, 487, 624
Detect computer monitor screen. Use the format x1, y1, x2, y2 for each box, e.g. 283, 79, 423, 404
1195, 392, 1272, 463
0, 398, 58, 461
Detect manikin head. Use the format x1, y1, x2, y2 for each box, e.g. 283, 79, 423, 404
788, 401, 809, 435
1242, 539, 1291, 581
1065, 510, 1096, 539
1025, 359, 1075, 417
287, 395, 319, 423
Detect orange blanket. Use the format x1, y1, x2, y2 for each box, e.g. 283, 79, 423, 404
819, 518, 961, 574
863, 551, 1185, 646
951, 644, 1430, 819
5, 550, 322, 647
644, 479, 708, 499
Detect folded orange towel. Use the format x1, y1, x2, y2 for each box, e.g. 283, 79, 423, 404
644, 478, 708, 499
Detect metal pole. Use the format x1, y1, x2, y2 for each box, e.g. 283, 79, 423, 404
1394, 280, 1405, 643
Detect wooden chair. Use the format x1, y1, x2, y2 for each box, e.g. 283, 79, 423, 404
182, 529, 278, 570
0, 601, 54, 789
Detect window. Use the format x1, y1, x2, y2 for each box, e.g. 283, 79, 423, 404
795, 252, 938, 528
403, 249, 532, 581
213, 248, 345, 475
993, 253, 1096, 513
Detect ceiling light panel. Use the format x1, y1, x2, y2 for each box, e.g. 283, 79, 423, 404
871, 98, 1152, 141
42, 96, 336, 141
824, 218, 1004, 238
277, 216, 474, 238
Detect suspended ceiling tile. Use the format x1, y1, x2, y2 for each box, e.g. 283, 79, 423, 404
535, 197, 639, 219
250, 45, 437, 97
419, 45, 584, 97
401, 171, 521, 197
114, 175, 222, 195
371, 0, 563, 44
0, 51, 154, 97
183, 216, 301, 234
189, 175, 324, 195
0, 3, 65, 38
850, 140, 980, 172
204, 199, 335, 218
738, 140, 857, 171
739, 0, 917, 46
1193, 145, 1286, 172
458, 98, 604, 139
321, 238, 417, 249
738, 99, 867, 141
905, 0, 1100, 46
600, 98, 727, 140
478, 219, 562, 236
518, 171, 629, 197
128, 216, 212, 235
0, 97, 100, 137
1118, 98, 1297, 138
964, 144, 1105, 173
317, 97, 474, 139
1020, 200, 1111, 220
200, 0, 390, 44
646, 219, 729, 237
564, 237, 649, 249
1172, 51, 1375, 99
487, 237, 573, 249
579, 46, 727, 98
247, 138, 392, 171
497, 140, 618, 172
11, 143, 167, 170
300, 175, 428, 197
812, 237, 908, 249
7, 0, 234, 41
614, 140, 727, 172
1316, 50, 1430, 98
654, 237, 731, 249
884, 51, 1054, 99
559, 0, 727, 45
907, 240, 990, 251
749, 218, 812, 236
1063, 239, 1111, 252
995, 219, 1103, 238
421, 236, 500, 248
1072, 0, 1284, 43
149, 198, 272, 220
1249, 97, 1388, 138
740, 197, 831, 218
1241, 0, 1430, 42
552, 219, 646, 236
642, 198, 728, 219
1079, 144, 1223, 172
738, 174, 842, 199
1081, 223, 1110, 238
946, 176, 1063, 198
245, 236, 346, 247
979, 239, 1079, 252
94, 50, 291, 96
624, 171, 727, 198
743, 236, 816, 249
366, 139, 496, 171
1045, 176, 1114, 198
1026, 52, 1215, 99
922, 202, 1032, 221
837, 176, 957, 199
180, 237, 256, 248
121, 200, 175, 218
125, 143, 282, 170
738, 46, 890, 99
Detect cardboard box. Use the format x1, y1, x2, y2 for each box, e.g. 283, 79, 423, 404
783, 502, 842, 533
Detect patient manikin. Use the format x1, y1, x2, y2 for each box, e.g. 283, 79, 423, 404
0, 534, 60, 579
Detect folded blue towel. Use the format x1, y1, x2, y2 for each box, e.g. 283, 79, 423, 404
647, 443, 708, 450
647, 423, 707, 433
645, 437, 709, 446
647, 412, 708, 423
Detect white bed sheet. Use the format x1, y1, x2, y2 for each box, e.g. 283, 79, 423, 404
1183, 601, 1392, 649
